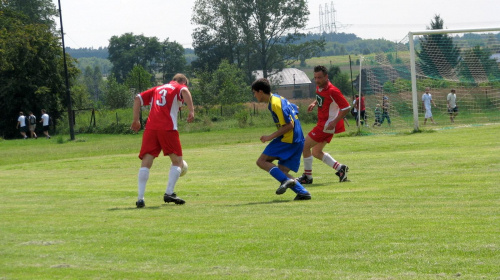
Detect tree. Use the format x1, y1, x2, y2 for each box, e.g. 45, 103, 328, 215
83, 65, 104, 105
0, 6, 78, 138
192, 0, 324, 79
458, 46, 500, 83
108, 33, 159, 82
329, 66, 353, 97
108, 33, 186, 83
191, 60, 250, 111
103, 74, 130, 109
1, 0, 57, 29
209, 60, 251, 105
417, 15, 460, 79
159, 40, 186, 83
125, 65, 153, 94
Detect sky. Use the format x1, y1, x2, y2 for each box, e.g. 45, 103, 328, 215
52, 0, 500, 49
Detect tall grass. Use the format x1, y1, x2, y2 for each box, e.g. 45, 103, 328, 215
0, 124, 498, 279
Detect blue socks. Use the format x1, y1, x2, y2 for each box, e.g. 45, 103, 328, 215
269, 167, 288, 183
269, 167, 309, 195
290, 182, 310, 195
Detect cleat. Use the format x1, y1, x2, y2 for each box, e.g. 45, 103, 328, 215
276, 179, 295, 195
297, 173, 313, 184
335, 165, 349, 182
294, 192, 312, 200
164, 192, 185, 205
136, 199, 145, 208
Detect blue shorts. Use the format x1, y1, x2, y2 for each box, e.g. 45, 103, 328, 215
263, 138, 304, 172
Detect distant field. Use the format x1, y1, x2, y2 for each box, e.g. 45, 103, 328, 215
0, 124, 498, 279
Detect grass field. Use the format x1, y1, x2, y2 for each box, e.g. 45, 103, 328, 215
0, 124, 499, 279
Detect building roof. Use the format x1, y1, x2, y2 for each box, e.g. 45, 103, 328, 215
490, 53, 500, 63
253, 68, 311, 86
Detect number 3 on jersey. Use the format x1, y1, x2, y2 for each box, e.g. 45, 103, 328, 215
156, 89, 168, 106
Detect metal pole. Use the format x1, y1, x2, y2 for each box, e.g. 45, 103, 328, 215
408, 32, 419, 132
357, 56, 363, 133
57, 0, 75, 140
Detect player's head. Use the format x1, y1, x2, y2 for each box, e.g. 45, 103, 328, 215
41, 109, 46, 114
172, 73, 189, 85
451, 89, 456, 93
251, 78, 271, 94
313, 65, 329, 88
425, 87, 430, 92
19, 111, 24, 116
29, 111, 33, 115
251, 78, 271, 102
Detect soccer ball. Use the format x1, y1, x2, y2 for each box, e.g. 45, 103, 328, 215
180, 160, 188, 177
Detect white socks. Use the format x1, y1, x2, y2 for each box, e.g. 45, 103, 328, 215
137, 167, 150, 200
303, 156, 313, 178
322, 153, 341, 171
166, 166, 182, 195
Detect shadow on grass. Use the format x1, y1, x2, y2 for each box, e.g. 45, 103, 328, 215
107, 206, 162, 211
229, 199, 293, 206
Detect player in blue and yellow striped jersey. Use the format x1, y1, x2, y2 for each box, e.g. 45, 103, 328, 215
251, 78, 311, 200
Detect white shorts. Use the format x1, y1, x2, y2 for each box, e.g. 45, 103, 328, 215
425, 107, 432, 118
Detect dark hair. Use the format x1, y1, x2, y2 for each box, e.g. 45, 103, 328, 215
251, 78, 271, 94
314, 65, 328, 75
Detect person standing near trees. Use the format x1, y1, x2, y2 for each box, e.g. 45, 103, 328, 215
297, 65, 351, 185
16, 111, 28, 139
422, 87, 437, 125
130, 74, 195, 208
40, 109, 51, 139
380, 95, 391, 126
28, 111, 38, 139
447, 89, 458, 123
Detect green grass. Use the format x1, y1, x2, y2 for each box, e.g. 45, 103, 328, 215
1, 124, 499, 279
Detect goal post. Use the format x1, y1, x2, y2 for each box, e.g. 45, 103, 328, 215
408, 27, 500, 131
356, 27, 500, 134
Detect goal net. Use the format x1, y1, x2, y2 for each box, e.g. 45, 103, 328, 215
355, 27, 500, 132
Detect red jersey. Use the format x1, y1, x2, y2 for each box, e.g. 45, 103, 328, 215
138, 81, 186, 131
315, 81, 350, 134
354, 96, 366, 111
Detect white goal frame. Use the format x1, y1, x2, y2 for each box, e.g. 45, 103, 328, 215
408, 27, 500, 131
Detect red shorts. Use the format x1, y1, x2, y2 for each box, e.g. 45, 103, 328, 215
139, 129, 182, 159
308, 125, 334, 143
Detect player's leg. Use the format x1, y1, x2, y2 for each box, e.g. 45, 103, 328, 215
313, 141, 349, 182
136, 130, 161, 208
257, 154, 289, 183
137, 154, 154, 208
160, 131, 185, 205
278, 147, 311, 200
297, 133, 319, 184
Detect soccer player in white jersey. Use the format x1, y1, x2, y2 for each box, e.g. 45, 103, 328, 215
422, 87, 437, 125
447, 89, 458, 123
40, 109, 51, 139
130, 74, 194, 208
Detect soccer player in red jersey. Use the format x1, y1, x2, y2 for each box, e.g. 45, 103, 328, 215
130, 74, 194, 208
297, 65, 351, 184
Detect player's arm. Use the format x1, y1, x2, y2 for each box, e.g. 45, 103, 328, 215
325, 108, 349, 131
130, 95, 142, 132
181, 88, 195, 123
260, 122, 293, 143
307, 100, 317, 112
